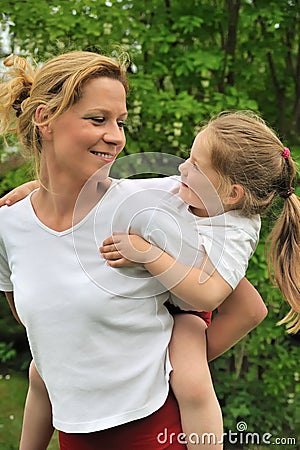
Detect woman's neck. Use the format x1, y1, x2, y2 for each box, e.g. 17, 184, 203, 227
31, 177, 112, 232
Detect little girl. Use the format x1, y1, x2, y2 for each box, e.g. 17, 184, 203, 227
100, 111, 300, 449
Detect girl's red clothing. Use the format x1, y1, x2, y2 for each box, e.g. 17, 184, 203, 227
166, 302, 212, 326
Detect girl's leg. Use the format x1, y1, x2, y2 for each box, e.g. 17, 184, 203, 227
59, 391, 186, 450
20, 360, 55, 450
169, 314, 223, 450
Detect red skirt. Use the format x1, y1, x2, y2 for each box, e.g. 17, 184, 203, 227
58, 391, 186, 449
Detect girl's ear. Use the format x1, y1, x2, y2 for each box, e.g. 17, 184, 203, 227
35, 105, 52, 139
223, 184, 244, 206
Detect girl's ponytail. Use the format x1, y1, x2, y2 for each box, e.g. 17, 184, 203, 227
201, 113, 299, 333
267, 192, 300, 333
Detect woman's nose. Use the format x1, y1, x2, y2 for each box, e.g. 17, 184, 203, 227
103, 123, 125, 147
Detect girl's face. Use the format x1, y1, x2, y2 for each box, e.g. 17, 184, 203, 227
40, 77, 127, 184
178, 130, 223, 216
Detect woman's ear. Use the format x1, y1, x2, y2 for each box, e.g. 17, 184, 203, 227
35, 105, 52, 139
224, 184, 244, 206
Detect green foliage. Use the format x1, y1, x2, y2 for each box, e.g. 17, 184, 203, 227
0, 342, 16, 363
0, 372, 59, 449
1, 0, 300, 161
0, 292, 31, 372
0, 372, 28, 450
211, 218, 299, 445
211, 304, 299, 443
0, 162, 34, 196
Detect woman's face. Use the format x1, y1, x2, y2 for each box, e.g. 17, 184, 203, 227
41, 77, 127, 184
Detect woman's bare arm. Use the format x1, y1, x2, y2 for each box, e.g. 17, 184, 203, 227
206, 278, 268, 362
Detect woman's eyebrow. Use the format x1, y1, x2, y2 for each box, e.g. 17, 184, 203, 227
85, 108, 128, 117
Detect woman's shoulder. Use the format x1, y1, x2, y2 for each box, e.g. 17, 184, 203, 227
0, 195, 31, 225
117, 176, 180, 192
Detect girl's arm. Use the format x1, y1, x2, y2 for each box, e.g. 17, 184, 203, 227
100, 233, 232, 311
206, 278, 268, 361
100, 238, 267, 359
0, 180, 39, 207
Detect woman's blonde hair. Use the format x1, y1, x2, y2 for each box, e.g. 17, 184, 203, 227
203, 111, 300, 333
0, 50, 129, 172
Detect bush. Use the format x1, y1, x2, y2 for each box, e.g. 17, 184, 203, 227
210, 220, 299, 447
0, 292, 31, 372
0, 162, 34, 196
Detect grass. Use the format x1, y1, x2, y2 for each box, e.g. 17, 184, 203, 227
0, 370, 297, 450
0, 370, 59, 450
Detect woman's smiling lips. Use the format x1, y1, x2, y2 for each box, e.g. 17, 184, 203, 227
90, 150, 116, 162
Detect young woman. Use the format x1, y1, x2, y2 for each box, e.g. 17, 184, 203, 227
0, 52, 267, 450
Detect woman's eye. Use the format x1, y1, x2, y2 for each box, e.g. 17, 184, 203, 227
86, 117, 126, 128
92, 117, 105, 124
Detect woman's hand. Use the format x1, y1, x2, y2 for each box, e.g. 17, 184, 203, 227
0, 180, 39, 207
100, 233, 161, 268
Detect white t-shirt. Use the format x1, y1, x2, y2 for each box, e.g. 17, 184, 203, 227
0, 176, 260, 432
0, 176, 197, 432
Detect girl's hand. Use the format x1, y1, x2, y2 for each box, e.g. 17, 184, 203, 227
0, 180, 39, 207
100, 233, 160, 268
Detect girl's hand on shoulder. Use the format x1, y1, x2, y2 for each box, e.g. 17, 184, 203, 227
0, 180, 39, 207
100, 233, 160, 268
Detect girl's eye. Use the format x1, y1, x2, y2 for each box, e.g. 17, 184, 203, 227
117, 121, 126, 128
193, 163, 200, 171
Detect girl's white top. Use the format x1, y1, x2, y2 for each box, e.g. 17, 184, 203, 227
0, 176, 260, 432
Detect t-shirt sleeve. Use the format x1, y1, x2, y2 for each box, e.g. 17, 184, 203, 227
201, 214, 261, 289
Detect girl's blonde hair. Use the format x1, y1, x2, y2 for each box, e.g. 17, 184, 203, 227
0, 50, 129, 172
203, 111, 300, 333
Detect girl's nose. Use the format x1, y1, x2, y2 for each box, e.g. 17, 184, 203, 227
179, 160, 188, 175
